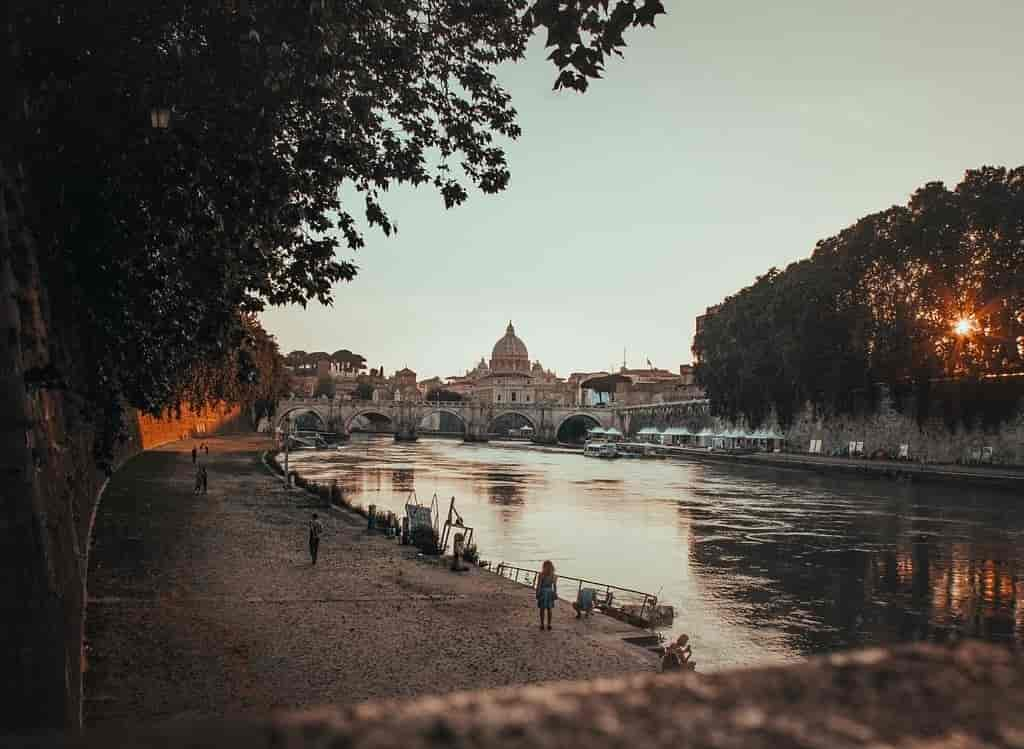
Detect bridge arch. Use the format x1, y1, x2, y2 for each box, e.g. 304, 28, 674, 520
554, 412, 604, 444
345, 409, 395, 433
417, 408, 468, 435
488, 410, 538, 436
277, 405, 328, 431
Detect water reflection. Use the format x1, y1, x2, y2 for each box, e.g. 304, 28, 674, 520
391, 468, 415, 493
285, 437, 1022, 670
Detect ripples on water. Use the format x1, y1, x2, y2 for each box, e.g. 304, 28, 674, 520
284, 436, 1023, 670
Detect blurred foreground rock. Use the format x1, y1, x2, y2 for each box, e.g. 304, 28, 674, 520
17, 642, 1024, 748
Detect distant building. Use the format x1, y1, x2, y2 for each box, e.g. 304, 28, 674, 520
444, 322, 573, 405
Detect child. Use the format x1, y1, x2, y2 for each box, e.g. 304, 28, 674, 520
536, 560, 557, 630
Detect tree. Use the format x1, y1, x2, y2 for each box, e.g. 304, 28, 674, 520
2, 1, 664, 733
331, 349, 367, 372
693, 166, 1024, 429
355, 382, 375, 401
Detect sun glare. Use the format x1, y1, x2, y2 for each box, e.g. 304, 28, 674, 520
953, 317, 974, 337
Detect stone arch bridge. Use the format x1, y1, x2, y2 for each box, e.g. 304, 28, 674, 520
275, 398, 631, 443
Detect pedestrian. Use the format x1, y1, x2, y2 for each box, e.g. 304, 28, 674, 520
536, 559, 558, 630
203, 443, 209, 456
191, 445, 197, 464
201, 466, 208, 494
309, 513, 324, 565
193, 466, 203, 495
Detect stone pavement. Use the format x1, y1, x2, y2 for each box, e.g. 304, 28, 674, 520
84, 434, 655, 728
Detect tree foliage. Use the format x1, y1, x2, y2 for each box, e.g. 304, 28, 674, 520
3, 0, 663, 449
693, 167, 1024, 428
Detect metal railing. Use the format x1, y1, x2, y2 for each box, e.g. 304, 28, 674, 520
493, 563, 659, 622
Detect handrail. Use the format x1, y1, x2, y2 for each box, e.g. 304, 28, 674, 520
493, 563, 659, 622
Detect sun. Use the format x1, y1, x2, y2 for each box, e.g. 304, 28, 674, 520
953, 317, 974, 337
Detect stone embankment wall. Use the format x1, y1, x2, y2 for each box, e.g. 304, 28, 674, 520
625, 394, 1024, 465
129, 403, 246, 451
785, 399, 1024, 465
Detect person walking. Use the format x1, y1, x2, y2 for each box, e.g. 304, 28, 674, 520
191, 445, 197, 464
308, 513, 324, 565
536, 559, 558, 630
193, 466, 203, 495
200, 466, 208, 494
203, 443, 209, 457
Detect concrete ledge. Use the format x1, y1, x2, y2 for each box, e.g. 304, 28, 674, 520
18, 642, 1024, 748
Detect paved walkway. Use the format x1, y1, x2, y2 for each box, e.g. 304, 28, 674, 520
84, 435, 654, 728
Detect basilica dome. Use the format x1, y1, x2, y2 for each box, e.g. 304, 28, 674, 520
490, 321, 530, 372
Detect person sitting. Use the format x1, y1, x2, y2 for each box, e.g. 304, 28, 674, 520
661, 634, 696, 672
573, 587, 597, 619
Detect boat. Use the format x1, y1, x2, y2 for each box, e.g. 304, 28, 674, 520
584, 441, 619, 459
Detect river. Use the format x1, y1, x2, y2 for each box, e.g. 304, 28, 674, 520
283, 436, 1023, 671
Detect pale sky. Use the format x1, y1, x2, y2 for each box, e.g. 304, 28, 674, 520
261, 0, 1024, 381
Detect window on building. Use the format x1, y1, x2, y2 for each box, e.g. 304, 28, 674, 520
512, 392, 517, 402
497, 393, 501, 402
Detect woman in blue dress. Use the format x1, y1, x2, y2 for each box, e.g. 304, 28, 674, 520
536, 560, 557, 630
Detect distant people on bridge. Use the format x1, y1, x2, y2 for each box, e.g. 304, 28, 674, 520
309, 513, 324, 565
536, 559, 558, 630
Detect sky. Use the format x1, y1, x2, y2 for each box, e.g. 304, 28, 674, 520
261, 0, 1024, 381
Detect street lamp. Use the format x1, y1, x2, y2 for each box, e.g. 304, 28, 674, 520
282, 414, 291, 490
149, 106, 172, 129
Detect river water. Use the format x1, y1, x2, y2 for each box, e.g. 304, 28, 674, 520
284, 436, 1023, 671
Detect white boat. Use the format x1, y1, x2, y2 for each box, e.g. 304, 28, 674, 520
584, 441, 619, 459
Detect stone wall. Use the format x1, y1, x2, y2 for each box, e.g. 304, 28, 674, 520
785, 396, 1024, 465
130, 404, 246, 451
622, 392, 1024, 466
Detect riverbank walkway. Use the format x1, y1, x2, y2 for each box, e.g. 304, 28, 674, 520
85, 434, 654, 728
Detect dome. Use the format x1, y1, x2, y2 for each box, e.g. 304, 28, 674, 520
490, 321, 529, 372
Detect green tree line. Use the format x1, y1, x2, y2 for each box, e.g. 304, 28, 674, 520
693, 167, 1024, 429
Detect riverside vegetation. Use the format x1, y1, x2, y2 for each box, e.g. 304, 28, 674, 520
693, 167, 1024, 433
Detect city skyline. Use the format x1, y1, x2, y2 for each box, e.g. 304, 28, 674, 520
261, 0, 1024, 379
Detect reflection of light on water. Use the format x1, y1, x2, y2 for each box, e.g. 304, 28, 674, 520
284, 438, 1023, 669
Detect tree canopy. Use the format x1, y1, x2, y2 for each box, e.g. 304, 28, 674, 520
692, 166, 1024, 428
4, 0, 664, 446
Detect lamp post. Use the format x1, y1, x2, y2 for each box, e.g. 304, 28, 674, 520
149, 106, 171, 129
282, 414, 291, 490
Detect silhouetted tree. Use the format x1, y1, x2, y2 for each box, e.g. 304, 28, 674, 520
693, 166, 1024, 428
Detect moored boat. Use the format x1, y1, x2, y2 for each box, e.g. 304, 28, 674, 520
584, 441, 619, 459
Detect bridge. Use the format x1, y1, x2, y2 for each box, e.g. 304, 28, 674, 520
275, 398, 628, 443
